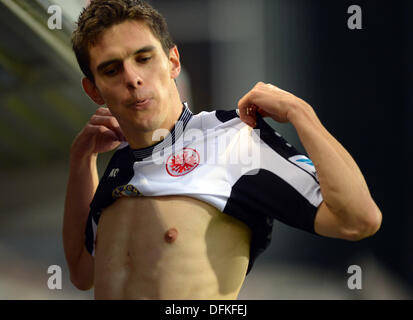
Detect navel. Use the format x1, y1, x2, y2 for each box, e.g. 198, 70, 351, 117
164, 228, 178, 243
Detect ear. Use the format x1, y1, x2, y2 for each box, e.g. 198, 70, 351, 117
169, 46, 181, 80
82, 77, 105, 105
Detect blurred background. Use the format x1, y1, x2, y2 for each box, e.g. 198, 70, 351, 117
0, 0, 411, 299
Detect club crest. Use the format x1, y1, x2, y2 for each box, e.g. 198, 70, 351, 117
166, 148, 200, 177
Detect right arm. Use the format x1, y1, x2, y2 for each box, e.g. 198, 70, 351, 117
63, 107, 124, 290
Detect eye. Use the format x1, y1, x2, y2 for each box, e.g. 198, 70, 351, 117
103, 67, 119, 76
137, 56, 151, 63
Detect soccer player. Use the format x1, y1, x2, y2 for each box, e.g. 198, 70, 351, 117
63, 0, 382, 299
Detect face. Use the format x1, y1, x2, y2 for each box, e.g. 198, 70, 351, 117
86, 20, 180, 138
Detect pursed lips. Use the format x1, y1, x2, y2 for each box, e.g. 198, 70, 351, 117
126, 97, 151, 107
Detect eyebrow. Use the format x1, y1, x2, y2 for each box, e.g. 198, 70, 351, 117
96, 45, 156, 73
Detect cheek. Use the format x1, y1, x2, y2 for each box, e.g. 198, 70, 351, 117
98, 85, 122, 106
153, 59, 171, 84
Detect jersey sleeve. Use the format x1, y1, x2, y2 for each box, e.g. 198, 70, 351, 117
224, 113, 323, 236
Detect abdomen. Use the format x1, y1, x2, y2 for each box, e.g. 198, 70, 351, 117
93, 195, 251, 299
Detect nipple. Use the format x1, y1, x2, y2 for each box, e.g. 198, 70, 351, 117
164, 228, 178, 243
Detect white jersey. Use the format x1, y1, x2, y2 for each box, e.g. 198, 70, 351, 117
85, 103, 323, 274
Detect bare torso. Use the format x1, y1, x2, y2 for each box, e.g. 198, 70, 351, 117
93, 196, 251, 299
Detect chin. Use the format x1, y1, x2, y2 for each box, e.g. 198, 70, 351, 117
135, 117, 164, 133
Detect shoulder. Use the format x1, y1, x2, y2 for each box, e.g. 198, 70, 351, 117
188, 108, 242, 131
190, 107, 278, 132
100, 142, 134, 178
109, 142, 132, 164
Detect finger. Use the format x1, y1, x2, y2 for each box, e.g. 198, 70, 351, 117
92, 125, 123, 152
237, 90, 252, 115
89, 114, 119, 128
248, 104, 258, 121
94, 109, 126, 141
238, 93, 257, 127
89, 115, 125, 141
257, 106, 271, 118
98, 126, 122, 143
84, 123, 115, 137
242, 105, 257, 128
95, 107, 112, 116
84, 124, 123, 148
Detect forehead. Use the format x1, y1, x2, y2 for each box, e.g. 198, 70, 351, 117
88, 20, 162, 70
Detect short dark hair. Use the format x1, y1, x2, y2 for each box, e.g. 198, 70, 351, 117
72, 0, 175, 82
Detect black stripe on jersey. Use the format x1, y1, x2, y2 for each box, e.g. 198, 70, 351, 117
254, 114, 300, 160
215, 109, 318, 184
254, 114, 319, 184
85, 212, 95, 255
85, 146, 136, 256
223, 168, 320, 274
89, 146, 136, 211
215, 109, 239, 123
215, 109, 302, 162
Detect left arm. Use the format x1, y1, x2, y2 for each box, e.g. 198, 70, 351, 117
238, 82, 382, 241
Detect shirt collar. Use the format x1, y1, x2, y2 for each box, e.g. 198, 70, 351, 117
130, 102, 193, 161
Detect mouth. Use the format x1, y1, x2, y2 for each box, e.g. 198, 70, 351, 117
127, 97, 152, 109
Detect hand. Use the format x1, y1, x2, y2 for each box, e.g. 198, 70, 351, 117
237, 82, 310, 127
70, 107, 125, 160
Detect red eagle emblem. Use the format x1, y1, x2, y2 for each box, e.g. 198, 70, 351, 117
166, 148, 200, 177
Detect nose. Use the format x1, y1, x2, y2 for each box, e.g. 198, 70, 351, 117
123, 60, 143, 89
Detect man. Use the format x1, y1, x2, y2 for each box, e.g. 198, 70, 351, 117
63, 0, 382, 299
